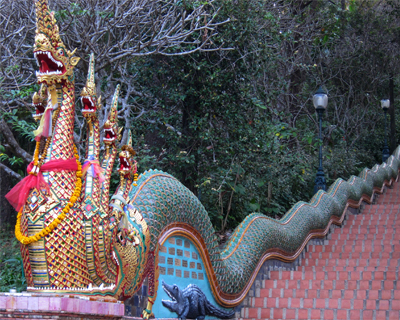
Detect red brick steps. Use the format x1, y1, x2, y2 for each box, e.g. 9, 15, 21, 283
240, 184, 400, 319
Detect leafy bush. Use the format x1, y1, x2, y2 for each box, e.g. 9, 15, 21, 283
0, 227, 26, 292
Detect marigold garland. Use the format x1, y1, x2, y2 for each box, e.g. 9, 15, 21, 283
33, 141, 40, 167
15, 145, 82, 245
133, 172, 138, 186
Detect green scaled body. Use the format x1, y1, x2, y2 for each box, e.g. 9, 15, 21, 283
128, 147, 400, 297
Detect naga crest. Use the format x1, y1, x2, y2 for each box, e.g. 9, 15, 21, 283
34, 0, 80, 84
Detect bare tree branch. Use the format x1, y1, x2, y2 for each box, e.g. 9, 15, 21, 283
0, 118, 32, 164
0, 0, 230, 173
0, 162, 22, 180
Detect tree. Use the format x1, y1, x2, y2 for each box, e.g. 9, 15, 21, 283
1, 0, 400, 231
0, 0, 228, 226
130, 0, 400, 229
0, 0, 229, 176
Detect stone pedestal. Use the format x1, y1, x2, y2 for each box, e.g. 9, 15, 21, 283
0, 292, 125, 319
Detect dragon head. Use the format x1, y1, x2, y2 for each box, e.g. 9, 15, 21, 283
80, 53, 101, 118
34, 0, 80, 85
118, 131, 137, 178
103, 85, 122, 147
118, 147, 137, 178
116, 215, 141, 247
32, 84, 48, 121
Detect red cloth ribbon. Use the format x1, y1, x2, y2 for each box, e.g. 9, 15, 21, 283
5, 159, 78, 212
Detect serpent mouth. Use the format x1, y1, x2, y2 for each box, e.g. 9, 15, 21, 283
81, 96, 96, 114
33, 102, 45, 117
34, 50, 66, 77
104, 127, 117, 143
119, 155, 131, 172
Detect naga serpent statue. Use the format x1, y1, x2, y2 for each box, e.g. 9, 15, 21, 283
6, 0, 400, 318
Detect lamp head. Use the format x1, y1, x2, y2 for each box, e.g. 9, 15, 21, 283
313, 87, 328, 110
381, 99, 390, 110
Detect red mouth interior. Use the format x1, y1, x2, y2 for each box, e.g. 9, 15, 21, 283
104, 128, 116, 141
119, 157, 130, 171
34, 51, 66, 75
34, 103, 45, 114
81, 97, 96, 112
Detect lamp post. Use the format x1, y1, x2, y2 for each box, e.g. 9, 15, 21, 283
313, 87, 328, 194
381, 99, 390, 163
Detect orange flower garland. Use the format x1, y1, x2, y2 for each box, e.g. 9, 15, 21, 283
33, 141, 40, 167
15, 145, 82, 245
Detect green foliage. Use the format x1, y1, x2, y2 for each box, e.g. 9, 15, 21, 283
9, 85, 38, 100
0, 149, 24, 167
126, 0, 400, 231
3, 109, 36, 141
1, 107, 36, 177
0, 228, 26, 292
2, 0, 400, 234
55, 3, 90, 20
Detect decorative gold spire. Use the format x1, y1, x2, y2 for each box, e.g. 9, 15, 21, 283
107, 84, 121, 125
111, 84, 121, 119
80, 53, 97, 102
34, 0, 63, 48
127, 130, 133, 149
86, 53, 96, 94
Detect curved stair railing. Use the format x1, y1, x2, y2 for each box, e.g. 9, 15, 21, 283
190, 146, 400, 306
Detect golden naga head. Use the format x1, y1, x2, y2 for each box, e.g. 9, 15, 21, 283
34, 0, 80, 85
32, 84, 48, 121
80, 53, 101, 118
104, 85, 122, 146
118, 130, 137, 178
118, 147, 136, 178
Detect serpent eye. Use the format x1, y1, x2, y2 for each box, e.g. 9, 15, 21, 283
58, 49, 64, 56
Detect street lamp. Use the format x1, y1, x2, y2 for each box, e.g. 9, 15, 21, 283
381, 99, 390, 163
313, 87, 328, 194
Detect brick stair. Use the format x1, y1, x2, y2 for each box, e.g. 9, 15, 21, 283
240, 182, 400, 319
